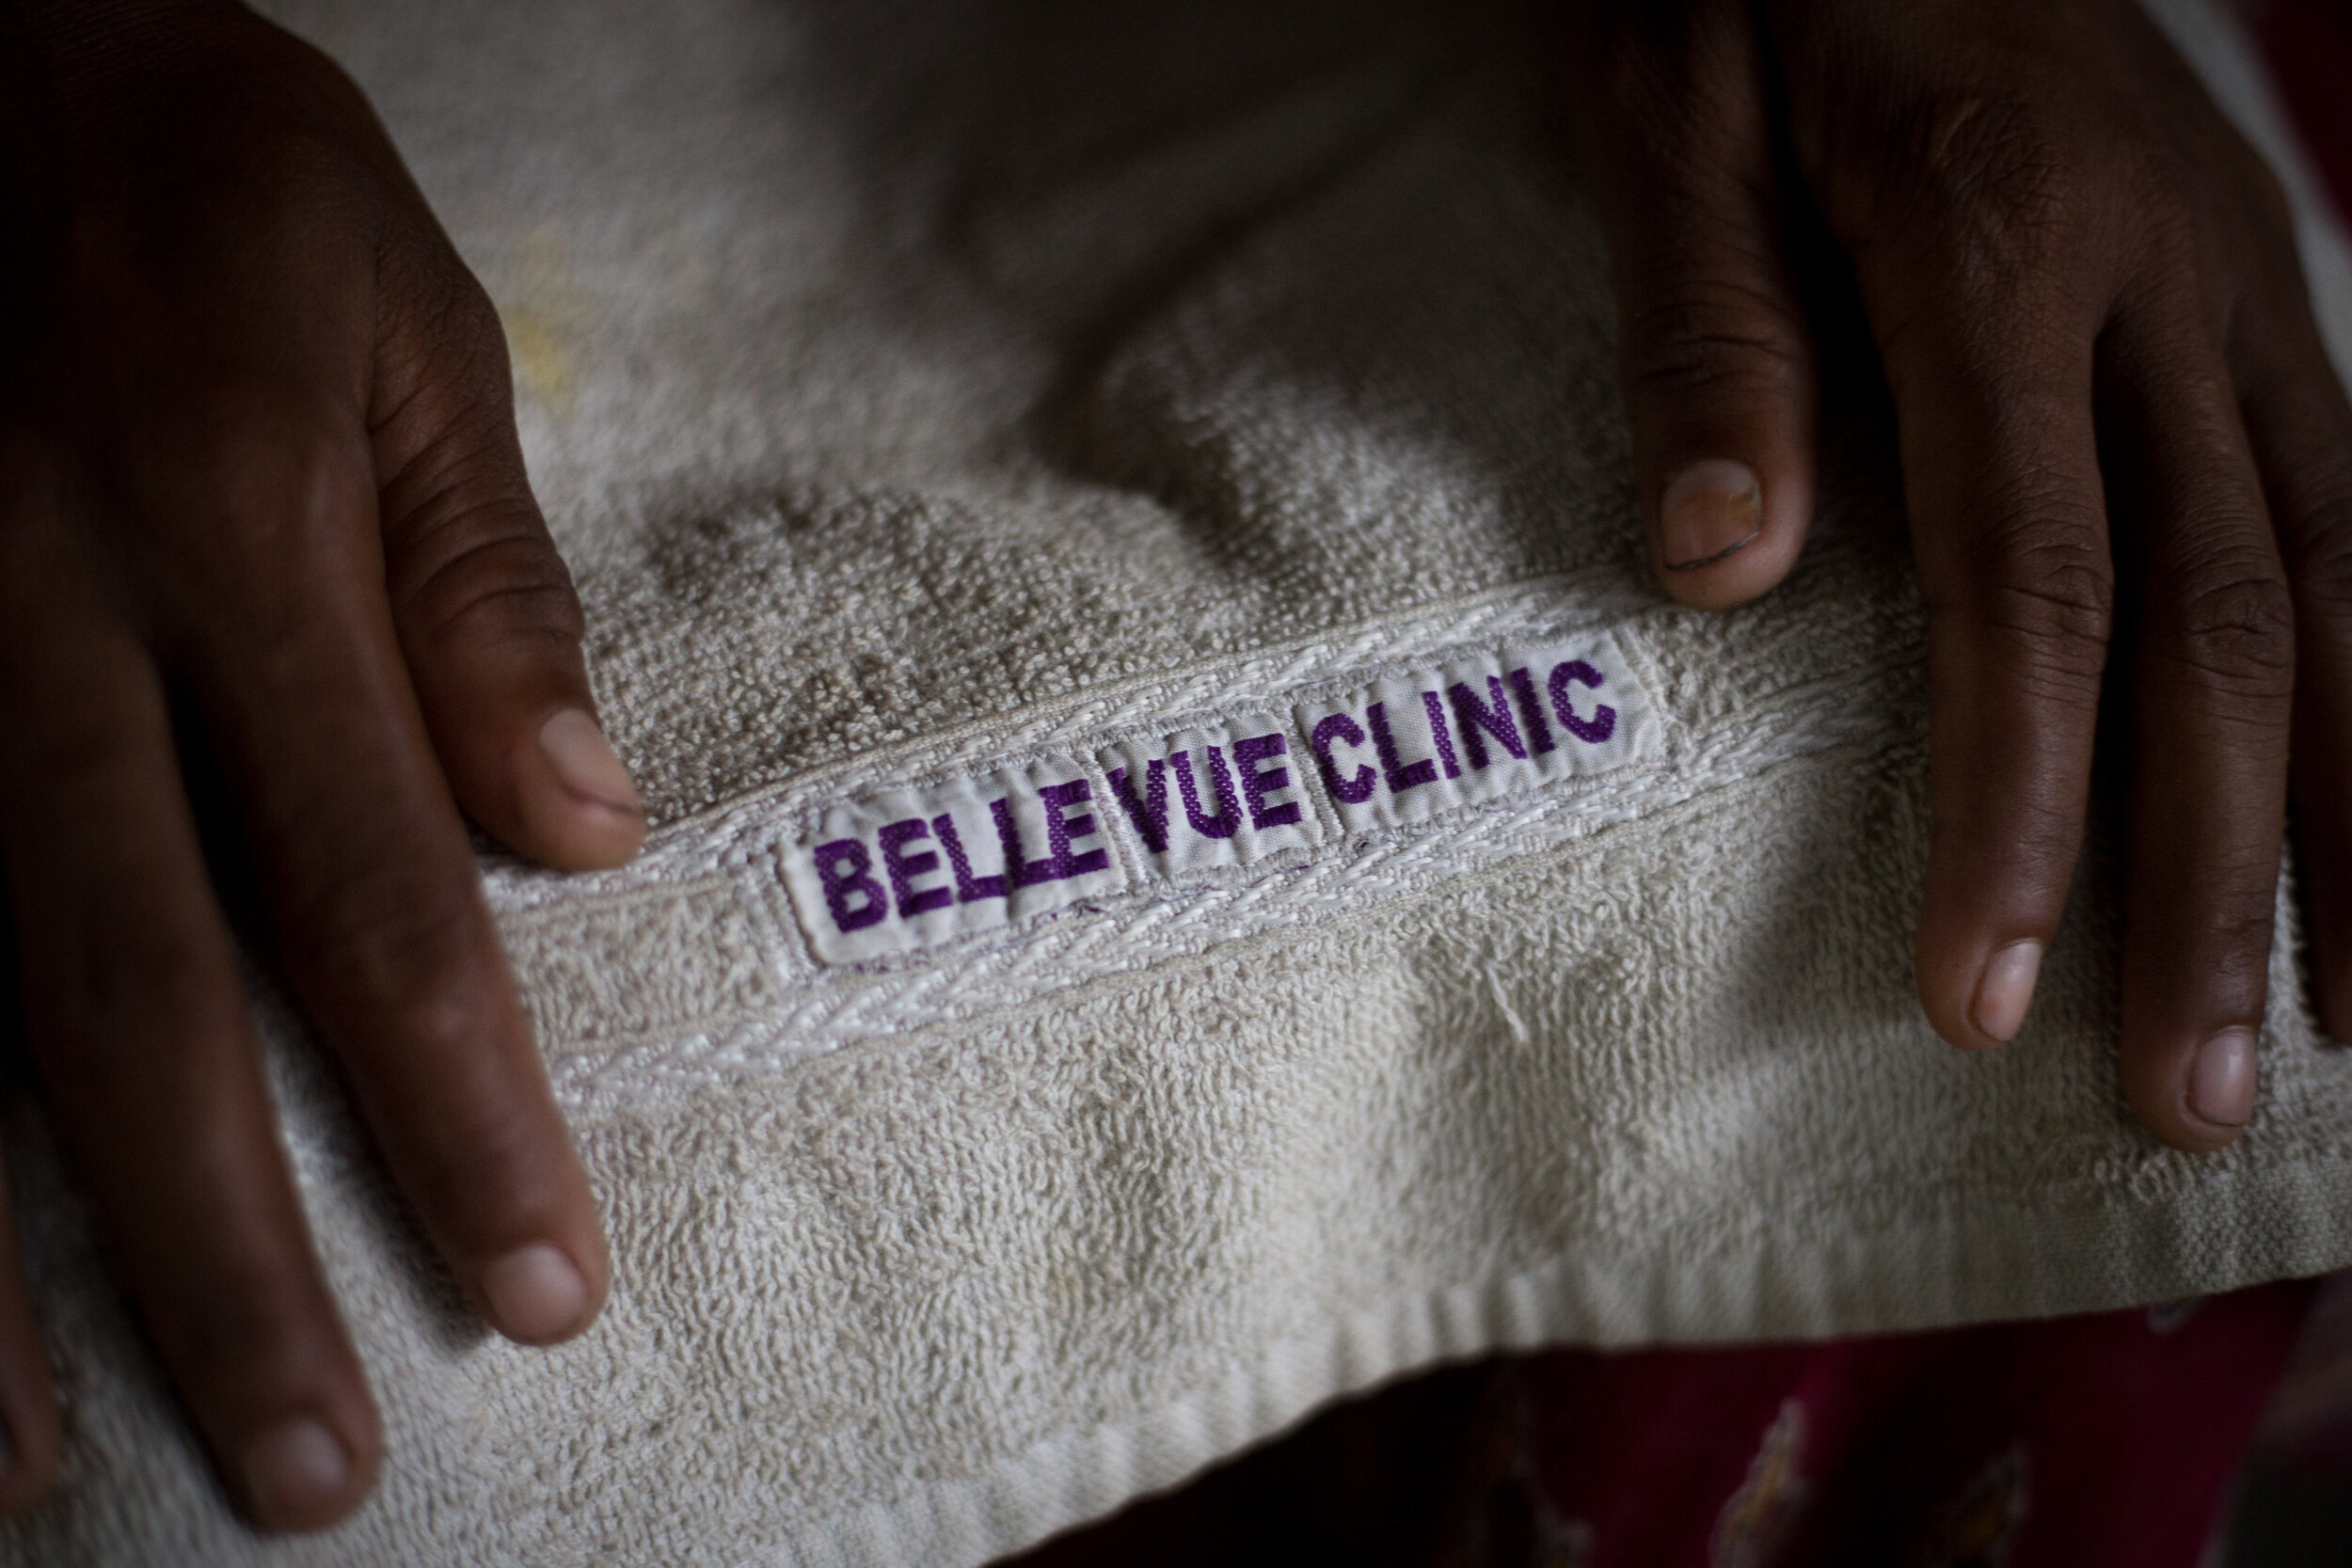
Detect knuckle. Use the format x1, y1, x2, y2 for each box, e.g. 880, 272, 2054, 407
2162, 556, 2296, 693
149, 383, 367, 549
1903, 91, 2088, 238
1849, 87, 2122, 302
125, 385, 375, 651
397, 523, 583, 649
2206, 884, 2287, 943
429, 269, 513, 365
1622, 275, 1812, 404
382, 960, 503, 1063
1966, 516, 2119, 663
378, 261, 514, 414
294, 865, 500, 1051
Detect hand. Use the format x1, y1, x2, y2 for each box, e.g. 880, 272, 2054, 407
0, 0, 645, 1528
1563, 0, 2352, 1152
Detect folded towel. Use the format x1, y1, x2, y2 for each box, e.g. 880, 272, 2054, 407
10, 0, 2352, 1563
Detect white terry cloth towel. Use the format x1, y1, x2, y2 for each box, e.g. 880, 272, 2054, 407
9, 0, 2352, 1563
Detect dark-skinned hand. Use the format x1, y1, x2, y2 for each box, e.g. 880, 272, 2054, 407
1564, 0, 2352, 1153
0, 0, 2345, 1538
0, 0, 644, 1531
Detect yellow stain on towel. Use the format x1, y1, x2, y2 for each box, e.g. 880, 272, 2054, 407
505, 314, 575, 411
499, 225, 584, 414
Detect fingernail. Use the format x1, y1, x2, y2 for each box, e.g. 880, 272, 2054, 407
1660, 459, 1764, 570
539, 710, 642, 817
482, 1243, 592, 1342
1971, 941, 2043, 1043
242, 1418, 350, 1523
2188, 1028, 2258, 1130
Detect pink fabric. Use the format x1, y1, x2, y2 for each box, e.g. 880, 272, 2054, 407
1503, 1281, 2313, 1565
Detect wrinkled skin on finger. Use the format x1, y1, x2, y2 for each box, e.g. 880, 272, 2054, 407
0, 0, 644, 1530
1562, 0, 2352, 1151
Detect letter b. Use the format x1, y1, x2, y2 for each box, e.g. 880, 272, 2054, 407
814, 838, 888, 932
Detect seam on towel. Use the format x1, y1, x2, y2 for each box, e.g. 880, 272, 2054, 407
498, 557, 1927, 1094
533, 682, 1924, 1085
540, 725, 1926, 1107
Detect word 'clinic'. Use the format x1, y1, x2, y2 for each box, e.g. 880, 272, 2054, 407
1306, 659, 1611, 808
781, 637, 1654, 963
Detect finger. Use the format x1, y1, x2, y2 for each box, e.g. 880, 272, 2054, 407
1847, 274, 2114, 1055
2103, 303, 2294, 1151
175, 419, 609, 1348
2233, 276, 2352, 1040
0, 467, 375, 1529
1564, 0, 1819, 610
372, 246, 644, 872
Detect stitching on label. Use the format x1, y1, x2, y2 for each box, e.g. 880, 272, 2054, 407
779, 634, 1655, 964
481, 545, 1937, 1076
487, 556, 1928, 1077
1293, 640, 1647, 832
1096, 711, 1324, 877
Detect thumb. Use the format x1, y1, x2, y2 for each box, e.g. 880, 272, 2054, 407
1564, 0, 1819, 610
369, 245, 645, 872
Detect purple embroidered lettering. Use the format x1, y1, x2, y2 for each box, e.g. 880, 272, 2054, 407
1447, 677, 1527, 769
1548, 659, 1616, 744
1172, 747, 1241, 841
789, 636, 1645, 962
1420, 690, 1462, 780
1233, 732, 1302, 830
992, 796, 1056, 888
1294, 638, 1648, 834
1108, 761, 1171, 854
878, 817, 952, 918
934, 811, 1007, 902
1100, 718, 1321, 875
992, 784, 1109, 887
814, 838, 887, 932
1507, 666, 1555, 754
1369, 699, 1438, 795
1037, 779, 1111, 879
1311, 713, 1378, 804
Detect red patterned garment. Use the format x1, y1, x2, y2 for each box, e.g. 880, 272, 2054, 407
1486, 1280, 2313, 1566
1008, 1279, 2316, 1567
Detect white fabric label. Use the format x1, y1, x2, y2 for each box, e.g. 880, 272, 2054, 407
1290, 635, 1654, 832
783, 632, 1655, 962
780, 757, 1127, 963
1095, 712, 1322, 877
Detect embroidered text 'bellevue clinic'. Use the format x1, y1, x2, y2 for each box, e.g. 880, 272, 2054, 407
779, 635, 1654, 963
